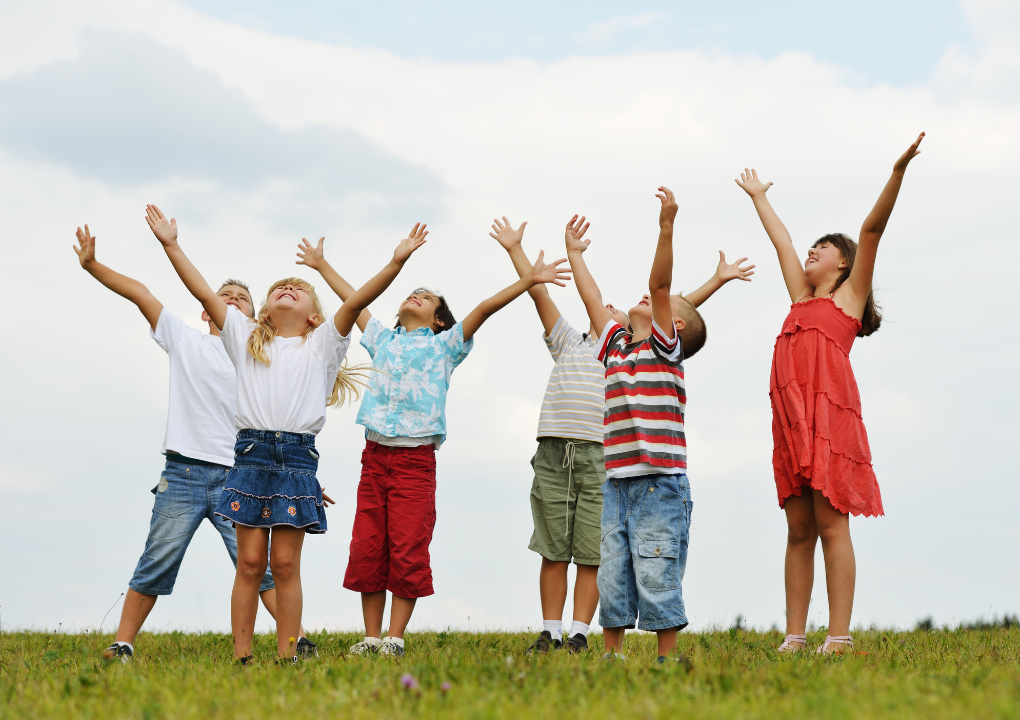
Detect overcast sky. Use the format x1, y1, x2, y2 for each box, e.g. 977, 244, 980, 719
1, 0, 1018, 636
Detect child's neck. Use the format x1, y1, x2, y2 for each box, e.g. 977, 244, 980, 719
629, 320, 652, 343
207, 321, 221, 337
270, 312, 312, 338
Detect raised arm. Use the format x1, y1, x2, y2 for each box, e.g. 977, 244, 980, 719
649, 187, 678, 339
461, 250, 571, 342
145, 204, 227, 330
74, 224, 164, 330
296, 237, 372, 333
844, 132, 925, 310
334, 223, 428, 337
735, 169, 812, 303
682, 250, 755, 308
564, 214, 613, 332
489, 216, 561, 336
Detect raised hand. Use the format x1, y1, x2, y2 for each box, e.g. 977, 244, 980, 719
530, 250, 572, 287
656, 186, 678, 226
489, 216, 527, 251
73, 224, 97, 268
715, 250, 755, 283
735, 169, 773, 198
145, 205, 178, 247
893, 132, 925, 173
564, 214, 591, 253
393, 222, 428, 264
296, 237, 325, 269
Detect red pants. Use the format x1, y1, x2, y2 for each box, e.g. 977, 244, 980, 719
343, 441, 437, 598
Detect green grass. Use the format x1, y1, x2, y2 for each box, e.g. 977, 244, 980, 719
3, 628, 1019, 719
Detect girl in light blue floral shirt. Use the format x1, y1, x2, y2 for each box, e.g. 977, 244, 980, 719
297, 229, 571, 657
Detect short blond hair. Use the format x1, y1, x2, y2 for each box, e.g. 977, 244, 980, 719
248, 277, 369, 407
670, 294, 707, 359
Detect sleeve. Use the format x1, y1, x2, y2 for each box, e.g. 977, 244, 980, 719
150, 308, 198, 354
595, 320, 626, 366
218, 305, 255, 367
543, 316, 580, 362
310, 312, 353, 367
359, 317, 391, 360
439, 322, 475, 372
650, 319, 684, 365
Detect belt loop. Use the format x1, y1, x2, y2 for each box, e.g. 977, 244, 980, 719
258, 430, 265, 443
301, 434, 308, 447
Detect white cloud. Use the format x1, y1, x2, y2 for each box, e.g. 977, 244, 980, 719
575, 12, 670, 45
1, 0, 1018, 634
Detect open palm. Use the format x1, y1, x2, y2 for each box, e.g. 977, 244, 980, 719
489, 216, 527, 250
73, 225, 97, 268
735, 168, 773, 198
296, 237, 325, 269
531, 250, 572, 287
393, 223, 428, 264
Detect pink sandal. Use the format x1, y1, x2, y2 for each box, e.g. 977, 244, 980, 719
816, 635, 853, 654
777, 634, 806, 652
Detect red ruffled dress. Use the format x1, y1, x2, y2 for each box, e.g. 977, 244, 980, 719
770, 297, 883, 517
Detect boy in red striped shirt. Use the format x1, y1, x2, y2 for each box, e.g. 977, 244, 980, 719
566, 187, 702, 663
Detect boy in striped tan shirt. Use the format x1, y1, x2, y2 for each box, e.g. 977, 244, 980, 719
566, 187, 724, 662
492, 210, 752, 656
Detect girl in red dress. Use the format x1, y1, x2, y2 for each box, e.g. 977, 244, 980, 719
736, 133, 925, 654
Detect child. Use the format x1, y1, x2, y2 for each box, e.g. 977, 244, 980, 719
735, 132, 924, 654
295, 233, 572, 657
147, 205, 426, 662
566, 188, 699, 662
72, 224, 306, 662
489, 216, 753, 655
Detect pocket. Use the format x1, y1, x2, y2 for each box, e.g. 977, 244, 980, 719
153, 469, 193, 519
637, 541, 680, 590
235, 440, 256, 458
600, 480, 621, 541
308, 447, 320, 460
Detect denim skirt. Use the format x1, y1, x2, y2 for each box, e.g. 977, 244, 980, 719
214, 430, 328, 534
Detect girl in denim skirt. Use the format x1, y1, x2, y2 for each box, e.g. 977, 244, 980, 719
147, 204, 428, 661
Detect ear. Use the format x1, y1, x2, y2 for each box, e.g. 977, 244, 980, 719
201, 310, 211, 323
308, 313, 322, 328
673, 317, 687, 333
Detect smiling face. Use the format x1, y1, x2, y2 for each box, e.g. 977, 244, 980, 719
267, 282, 316, 320
397, 291, 446, 332
804, 240, 848, 287
218, 284, 254, 318
627, 294, 653, 325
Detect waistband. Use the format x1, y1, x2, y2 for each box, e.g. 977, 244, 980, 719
364, 440, 435, 454
165, 452, 221, 467
237, 429, 315, 446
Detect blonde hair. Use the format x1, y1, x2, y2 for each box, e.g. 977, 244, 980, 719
247, 277, 370, 407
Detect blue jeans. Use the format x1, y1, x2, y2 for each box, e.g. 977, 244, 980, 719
597, 473, 692, 631
129, 458, 274, 596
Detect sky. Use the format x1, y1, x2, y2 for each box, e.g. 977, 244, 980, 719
1, 0, 1018, 637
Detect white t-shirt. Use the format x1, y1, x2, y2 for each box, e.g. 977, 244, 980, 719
219, 305, 352, 435
150, 309, 237, 466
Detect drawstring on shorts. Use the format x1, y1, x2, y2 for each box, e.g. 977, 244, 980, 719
562, 441, 578, 538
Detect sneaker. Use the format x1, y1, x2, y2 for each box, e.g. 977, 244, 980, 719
524, 631, 563, 655
101, 643, 132, 664
349, 638, 382, 656
564, 633, 589, 654
234, 655, 254, 667
379, 638, 405, 657
600, 651, 626, 661
296, 637, 319, 659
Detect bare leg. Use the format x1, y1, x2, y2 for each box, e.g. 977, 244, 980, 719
540, 558, 569, 624
603, 627, 625, 653
387, 596, 417, 639
258, 589, 307, 638
783, 492, 818, 638
656, 627, 678, 658
231, 527, 269, 659
571, 563, 600, 625
111, 589, 158, 646
268, 527, 306, 659
813, 490, 855, 638
361, 590, 387, 639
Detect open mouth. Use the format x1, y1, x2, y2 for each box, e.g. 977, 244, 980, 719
405, 298, 421, 307
278, 291, 297, 301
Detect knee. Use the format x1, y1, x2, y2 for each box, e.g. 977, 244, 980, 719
238, 552, 267, 581
269, 555, 298, 583
787, 520, 817, 546
816, 518, 849, 545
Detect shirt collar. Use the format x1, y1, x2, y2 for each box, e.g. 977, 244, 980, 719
396, 325, 436, 337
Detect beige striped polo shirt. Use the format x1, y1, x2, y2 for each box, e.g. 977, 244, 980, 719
537, 316, 606, 444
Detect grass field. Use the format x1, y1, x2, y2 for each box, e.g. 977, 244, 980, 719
3, 626, 1020, 719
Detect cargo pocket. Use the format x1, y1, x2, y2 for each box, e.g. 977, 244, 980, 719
637, 541, 680, 590
153, 470, 192, 519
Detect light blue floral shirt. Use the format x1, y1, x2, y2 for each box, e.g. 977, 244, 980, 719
355, 317, 474, 446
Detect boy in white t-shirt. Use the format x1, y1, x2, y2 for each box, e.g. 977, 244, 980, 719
73, 225, 309, 663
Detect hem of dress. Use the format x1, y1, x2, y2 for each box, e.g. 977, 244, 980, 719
777, 483, 884, 519
213, 511, 327, 534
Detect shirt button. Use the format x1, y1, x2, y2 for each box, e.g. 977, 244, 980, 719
654, 547, 661, 556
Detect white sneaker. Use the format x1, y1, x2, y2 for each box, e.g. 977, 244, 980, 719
349, 637, 382, 656
379, 637, 405, 657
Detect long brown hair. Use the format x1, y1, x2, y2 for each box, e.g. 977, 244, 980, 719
247, 277, 369, 406
812, 233, 882, 337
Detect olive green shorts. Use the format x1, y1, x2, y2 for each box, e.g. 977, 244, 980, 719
528, 437, 605, 566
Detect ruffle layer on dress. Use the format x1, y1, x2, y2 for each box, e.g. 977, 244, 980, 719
214, 465, 328, 534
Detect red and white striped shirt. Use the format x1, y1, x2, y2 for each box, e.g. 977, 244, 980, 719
595, 319, 686, 480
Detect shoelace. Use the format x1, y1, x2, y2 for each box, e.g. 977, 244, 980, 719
816, 635, 853, 654
562, 441, 578, 538
778, 634, 806, 652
